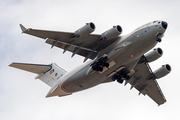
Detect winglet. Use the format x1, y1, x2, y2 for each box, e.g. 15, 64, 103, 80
19, 24, 27, 33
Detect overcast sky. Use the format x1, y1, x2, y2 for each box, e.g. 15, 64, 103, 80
1, 0, 180, 120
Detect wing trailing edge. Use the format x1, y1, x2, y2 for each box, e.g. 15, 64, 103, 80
124, 57, 167, 106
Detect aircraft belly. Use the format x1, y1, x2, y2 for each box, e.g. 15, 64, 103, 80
63, 76, 105, 92
101, 33, 158, 79
63, 67, 106, 92
62, 30, 158, 93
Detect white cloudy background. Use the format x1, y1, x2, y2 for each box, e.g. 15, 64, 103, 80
0, 0, 179, 120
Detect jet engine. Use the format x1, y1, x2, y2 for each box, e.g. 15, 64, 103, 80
153, 64, 171, 79
145, 48, 163, 62
100, 25, 122, 41
72, 22, 95, 38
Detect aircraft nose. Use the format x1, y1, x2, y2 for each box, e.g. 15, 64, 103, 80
161, 21, 168, 29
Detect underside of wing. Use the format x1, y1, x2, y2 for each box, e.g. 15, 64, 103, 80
20, 24, 119, 61
125, 56, 167, 105
45, 38, 99, 60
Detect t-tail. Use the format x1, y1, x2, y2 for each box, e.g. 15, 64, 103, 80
9, 62, 67, 87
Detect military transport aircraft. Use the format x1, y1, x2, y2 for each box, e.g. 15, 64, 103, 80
9, 20, 171, 105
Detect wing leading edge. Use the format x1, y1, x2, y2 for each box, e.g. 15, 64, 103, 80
125, 56, 167, 105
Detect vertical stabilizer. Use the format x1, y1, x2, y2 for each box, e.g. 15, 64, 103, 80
35, 63, 67, 87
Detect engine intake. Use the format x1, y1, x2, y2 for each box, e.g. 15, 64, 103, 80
100, 25, 122, 41
154, 64, 171, 79
145, 48, 163, 63
72, 22, 95, 38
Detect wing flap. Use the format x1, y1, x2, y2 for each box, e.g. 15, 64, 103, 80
9, 63, 51, 74
45, 38, 98, 59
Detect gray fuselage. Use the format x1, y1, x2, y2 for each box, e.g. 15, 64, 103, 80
61, 21, 166, 93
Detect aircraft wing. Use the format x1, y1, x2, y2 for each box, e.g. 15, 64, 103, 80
125, 56, 166, 105
20, 24, 118, 62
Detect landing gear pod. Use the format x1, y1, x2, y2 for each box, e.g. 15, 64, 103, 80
72, 22, 95, 38
100, 25, 122, 41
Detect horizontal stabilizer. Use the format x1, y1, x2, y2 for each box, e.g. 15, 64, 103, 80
9, 63, 51, 74
19, 24, 27, 32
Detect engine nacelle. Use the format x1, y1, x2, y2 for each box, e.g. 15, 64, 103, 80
145, 48, 163, 63
153, 64, 171, 79
73, 22, 95, 38
100, 25, 122, 41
